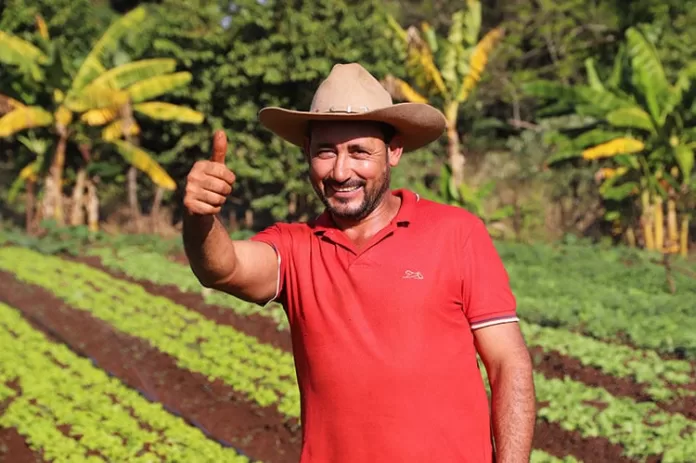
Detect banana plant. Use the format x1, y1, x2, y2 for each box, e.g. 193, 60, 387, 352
382, 0, 504, 189
522, 26, 696, 256
0, 7, 190, 228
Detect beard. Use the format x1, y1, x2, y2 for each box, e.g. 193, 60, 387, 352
314, 166, 391, 222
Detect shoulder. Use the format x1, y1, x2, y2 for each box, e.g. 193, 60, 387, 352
412, 196, 484, 240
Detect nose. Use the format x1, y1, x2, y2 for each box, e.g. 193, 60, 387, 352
331, 152, 351, 183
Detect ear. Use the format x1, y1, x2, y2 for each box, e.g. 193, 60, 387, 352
387, 134, 404, 167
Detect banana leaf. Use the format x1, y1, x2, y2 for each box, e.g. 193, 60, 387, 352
127, 72, 193, 104
0, 107, 53, 137
110, 139, 177, 190
133, 102, 204, 124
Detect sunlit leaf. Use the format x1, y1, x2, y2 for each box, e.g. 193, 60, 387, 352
0, 107, 53, 137
584, 58, 604, 92
102, 119, 140, 141
70, 6, 148, 92
8, 161, 41, 202
381, 75, 428, 104
582, 137, 645, 160
673, 145, 694, 181
572, 129, 626, 149
110, 139, 177, 190
133, 102, 204, 124
463, 0, 482, 46
86, 58, 178, 91
625, 27, 669, 122
606, 107, 655, 133
0, 30, 48, 68
457, 27, 504, 102
64, 87, 129, 113
127, 72, 192, 103
81, 107, 119, 126
35, 15, 49, 41
404, 26, 448, 98
54, 106, 72, 128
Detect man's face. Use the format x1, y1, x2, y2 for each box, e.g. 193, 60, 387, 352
305, 121, 403, 222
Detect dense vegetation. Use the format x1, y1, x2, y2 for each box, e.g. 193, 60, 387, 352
1, 0, 694, 255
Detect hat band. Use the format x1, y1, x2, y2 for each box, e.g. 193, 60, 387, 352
314, 105, 371, 114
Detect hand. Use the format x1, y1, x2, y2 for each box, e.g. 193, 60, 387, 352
184, 129, 236, 216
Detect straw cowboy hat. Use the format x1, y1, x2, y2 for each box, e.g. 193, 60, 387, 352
258, 62, 447, 152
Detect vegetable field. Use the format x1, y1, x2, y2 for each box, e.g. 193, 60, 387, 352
0, 238, 695, 462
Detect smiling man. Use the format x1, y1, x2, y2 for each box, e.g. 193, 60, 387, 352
183, 63, 536, 463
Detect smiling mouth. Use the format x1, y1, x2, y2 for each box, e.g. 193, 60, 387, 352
330, 185, 362, 193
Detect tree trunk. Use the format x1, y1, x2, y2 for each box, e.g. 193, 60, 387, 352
667, 199, 678, 253
70, 167, 87, 226
444, 101, 465, 188
680, 216, 690, 258
244, 209, 254, 229
49, 132, 68, 225
25, 180, 35, 234
149, 186, 164, 233
654, 196, 664, 252
128, 166, 142, 231
86, 177, 100, 233
641, 191, 655, 250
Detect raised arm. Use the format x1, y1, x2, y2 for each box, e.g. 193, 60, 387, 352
182, 130, 278, 305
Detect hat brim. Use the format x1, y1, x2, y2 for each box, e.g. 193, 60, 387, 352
258, 103, 447, 152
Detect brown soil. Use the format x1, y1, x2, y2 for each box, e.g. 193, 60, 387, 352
0, 427, 41, 463
1, 257, 669, 462
0, 270, 302, 463
70, 254, 294, 353
78, 251, 696, 418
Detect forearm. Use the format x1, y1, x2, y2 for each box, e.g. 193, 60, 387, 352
489, 353, 536, 462
182, 212, 237, 288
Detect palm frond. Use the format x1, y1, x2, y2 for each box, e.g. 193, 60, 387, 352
606, 107, 655, 133
86, 59, 177, 91
64, 87, 129, 113
70, 6, 148, 92
102, 119, 140, 141
457, 27, 504, 102
0, 107, 53, 138
133, 102, 204, 124
127, 72, 193, 103
81, 107, 119, 126
0, 94, 26, 115
381, 75, 429, 104
582, 137, 645, 160
625, 27, 669, 121
463, 0, 482, 46
0, 30, 48, 68
110, 139, 177, 190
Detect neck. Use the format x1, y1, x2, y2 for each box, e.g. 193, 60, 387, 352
330, 191, 401, 245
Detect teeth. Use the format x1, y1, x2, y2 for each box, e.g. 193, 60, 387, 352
334, 186, 360, 192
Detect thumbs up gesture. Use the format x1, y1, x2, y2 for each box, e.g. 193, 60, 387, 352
184, 130, 237, 216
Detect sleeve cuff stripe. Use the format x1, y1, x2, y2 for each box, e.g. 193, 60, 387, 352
471, 316, 519, 330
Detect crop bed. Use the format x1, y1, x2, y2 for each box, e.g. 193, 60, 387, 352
1, 243, 695, 462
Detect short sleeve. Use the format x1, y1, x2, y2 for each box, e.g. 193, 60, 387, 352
249, 223, 290, 307
461, 218, 518, 330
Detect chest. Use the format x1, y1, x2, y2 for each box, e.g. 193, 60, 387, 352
284, 230, 468, 356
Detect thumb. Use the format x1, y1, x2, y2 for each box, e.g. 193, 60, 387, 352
210, 129, 227, 164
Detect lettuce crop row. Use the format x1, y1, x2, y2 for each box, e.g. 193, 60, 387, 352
0, 246, 300, 418
498, 241, 696, 357
521, 323, 695, 401
85, 246, 695, 402
87, 246, 289, 330
533, 372, 696, 461
530, 450, 581, 463
0, 302, 252, 463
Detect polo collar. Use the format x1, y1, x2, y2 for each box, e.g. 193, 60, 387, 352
310, 188, 419, 234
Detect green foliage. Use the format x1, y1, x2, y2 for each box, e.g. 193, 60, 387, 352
0, 302, 252, 462
0, 246, 300, 417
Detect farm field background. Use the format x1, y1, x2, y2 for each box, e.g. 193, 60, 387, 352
0, 230, 694, 463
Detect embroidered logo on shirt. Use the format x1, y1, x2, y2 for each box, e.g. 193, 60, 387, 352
402, 270, 424, 280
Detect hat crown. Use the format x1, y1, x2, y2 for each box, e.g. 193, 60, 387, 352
310, 63, 393, 115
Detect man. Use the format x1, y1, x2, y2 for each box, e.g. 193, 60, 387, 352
183, 63, 536, 462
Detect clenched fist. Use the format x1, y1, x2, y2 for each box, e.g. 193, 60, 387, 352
184, 130, 236, 215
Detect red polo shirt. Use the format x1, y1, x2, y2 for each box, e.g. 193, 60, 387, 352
251, 189, 518, 462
